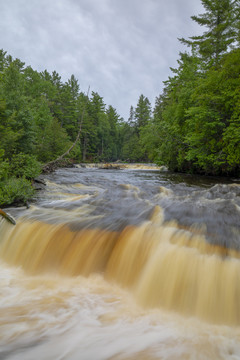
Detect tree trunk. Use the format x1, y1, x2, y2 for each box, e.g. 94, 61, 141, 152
83, 134, 88, 162
0, 209, 16, 225
42, 87, 90, 172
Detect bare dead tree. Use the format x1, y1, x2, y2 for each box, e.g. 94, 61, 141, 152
42, 86, 90, 172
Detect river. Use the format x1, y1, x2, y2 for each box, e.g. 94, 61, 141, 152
1, 165, 240, 359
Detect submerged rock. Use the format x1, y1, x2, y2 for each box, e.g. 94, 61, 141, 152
33, 176, 47, 191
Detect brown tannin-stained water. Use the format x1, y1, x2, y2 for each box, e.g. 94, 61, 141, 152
1, 165, 240, 359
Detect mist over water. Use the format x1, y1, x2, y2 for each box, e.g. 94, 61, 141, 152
1, 166, 240, 359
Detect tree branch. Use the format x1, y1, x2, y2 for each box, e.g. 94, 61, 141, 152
42, 86, 90, 172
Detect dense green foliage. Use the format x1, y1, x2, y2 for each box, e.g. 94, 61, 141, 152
1, 0, 239, 207
0, 50, 123, 206
0, 52, 124, 165
122, 96, 152, 162
0, 152, 39, 206
137, 0, 240, 175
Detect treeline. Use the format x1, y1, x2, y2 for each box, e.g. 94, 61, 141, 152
0, 50, 124, 206
0, 51, 124, 163
128, 0, 240, 176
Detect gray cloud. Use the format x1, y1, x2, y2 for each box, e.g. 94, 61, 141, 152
0, 0, 203, 119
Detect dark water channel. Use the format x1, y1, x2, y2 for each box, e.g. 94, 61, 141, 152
34, 166, 240, 250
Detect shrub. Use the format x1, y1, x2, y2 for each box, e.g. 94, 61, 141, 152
0, 177, 34, 207
9, 153, 41, 179
0, 160, 10, 181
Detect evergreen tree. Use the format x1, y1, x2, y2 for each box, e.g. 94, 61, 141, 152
135, 94, 151, 129
106, 106, 122, 160
139, 0, 240, 175
122, 96, 152, 162
60, 75, 80, 140
0, 48, 125, 205
179, 0, 238, 67
128, 105, 135, 126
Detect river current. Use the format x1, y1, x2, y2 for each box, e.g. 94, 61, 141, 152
1, 165, 240, 359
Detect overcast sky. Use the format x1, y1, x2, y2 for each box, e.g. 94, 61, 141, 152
1, 0, 204, 120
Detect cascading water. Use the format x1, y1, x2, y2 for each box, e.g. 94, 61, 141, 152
1, 165, 240, 359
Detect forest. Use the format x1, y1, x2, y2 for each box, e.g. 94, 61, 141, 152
0, 0, 240, 207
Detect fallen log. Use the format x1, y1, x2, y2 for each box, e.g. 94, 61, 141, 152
0, 209, 16, 225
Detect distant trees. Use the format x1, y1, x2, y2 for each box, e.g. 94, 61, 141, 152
122, 95, 152, 162
0, 50, 125, 165
0, 50, 124, 206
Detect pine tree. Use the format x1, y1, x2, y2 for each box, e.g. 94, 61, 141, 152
179, 0, 238, 67
134, 94, 151, 129
128, 105, 135, 127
